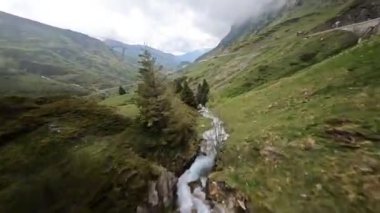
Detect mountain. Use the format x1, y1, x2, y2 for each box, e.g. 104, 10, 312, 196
104, 39, 182, 72
1, 0, 380, 212
104, 39, 211, 71
177, 48, 211, 62
182, 0, 380, 211
0, 11, 137, 97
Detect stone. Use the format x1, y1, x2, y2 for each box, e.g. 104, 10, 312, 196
302, 137, 316, 151
156, 170, 177, 207
148, 181, 159, 206
136, 206, 149, 213
260, 146, 285, 161
139, 169, 177, 212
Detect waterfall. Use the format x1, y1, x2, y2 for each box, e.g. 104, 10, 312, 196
176, 107, 229, 213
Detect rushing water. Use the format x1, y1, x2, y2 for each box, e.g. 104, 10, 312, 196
177, 107, 229, 213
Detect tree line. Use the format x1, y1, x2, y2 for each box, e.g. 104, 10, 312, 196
174, 77, 209, 108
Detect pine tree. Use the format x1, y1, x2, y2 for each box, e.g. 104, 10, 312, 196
136, 50, 197, 148
163, 96, 197, 146
136, 50, 171, 133
173, 77, 186, 94
196, 79, 210, 106
180, 81, 197, 108
118, 86, 126, 95
201, 79, 210, 105
196, 83, 203, 107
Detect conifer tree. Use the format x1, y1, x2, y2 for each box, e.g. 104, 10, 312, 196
163, 97, 197, 146
118, 86, 126, 95
180, 81, 197, 108
201, 79, 210, 104
174, 77, 186, 94
136, 50, 171, 133
196, 83, 203, 106
196, 79, 210, 106
136, 50, 198, 148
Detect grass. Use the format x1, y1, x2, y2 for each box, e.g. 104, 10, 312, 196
0, 97, 174, 212
100, 93, 200, 174
222, 30, 358, 98
0, 90, 204, 212
0, 11, 137, 97
0, 73, 88, 97
99, 94, 139, 119
210, 36, 380, 212
182, 0, 357, 99
182, 0, 380, 211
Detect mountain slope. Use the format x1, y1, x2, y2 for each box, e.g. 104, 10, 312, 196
0, 11, 137, 96
183, 0, 380, 211
177, 48, 211, 62
104, 39, 182, 72
105, 39, 211, 71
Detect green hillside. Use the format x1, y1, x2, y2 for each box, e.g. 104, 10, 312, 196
0, 0, 379, 212
0, 93, 199, 212
183, 0, 380, 212
104, 39, 210, 72
0, 11, 137, 97
105, 39, 182, 72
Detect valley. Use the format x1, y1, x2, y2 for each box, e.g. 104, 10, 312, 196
0, 0, 380, 212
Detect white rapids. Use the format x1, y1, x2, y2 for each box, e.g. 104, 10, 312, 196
176, 107, 229, 213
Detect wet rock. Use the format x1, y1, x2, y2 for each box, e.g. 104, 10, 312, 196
193, 187, 207, 201
206, 181, 252, 212
148, 181, 159, 206
156, 170, 177, 207
189, 180, 203, 192
137, 169, 177, 212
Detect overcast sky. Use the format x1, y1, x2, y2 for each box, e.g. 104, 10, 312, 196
0, 0, 286, 54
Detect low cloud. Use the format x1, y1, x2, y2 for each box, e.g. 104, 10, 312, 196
0, 0, 288, 54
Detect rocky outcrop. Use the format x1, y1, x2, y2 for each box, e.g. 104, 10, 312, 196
137, 170, 177, 212
313, 0, 380, 32
206, 181, 252, 213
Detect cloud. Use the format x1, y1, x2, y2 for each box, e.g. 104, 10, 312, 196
0, 0, 287, 54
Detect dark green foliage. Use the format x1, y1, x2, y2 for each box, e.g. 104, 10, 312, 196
118, 86, 127, 95
136, 50, 171, 133
299, 52, 317, 62
180, 81, 197, 108
173, 77, 187, 94
136, 50, 198, 150
0, 97, 160, 213
196, 79, 210, 106
163, 95, 197, 147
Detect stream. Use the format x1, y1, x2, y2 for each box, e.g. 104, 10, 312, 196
177, 107, 229, 213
